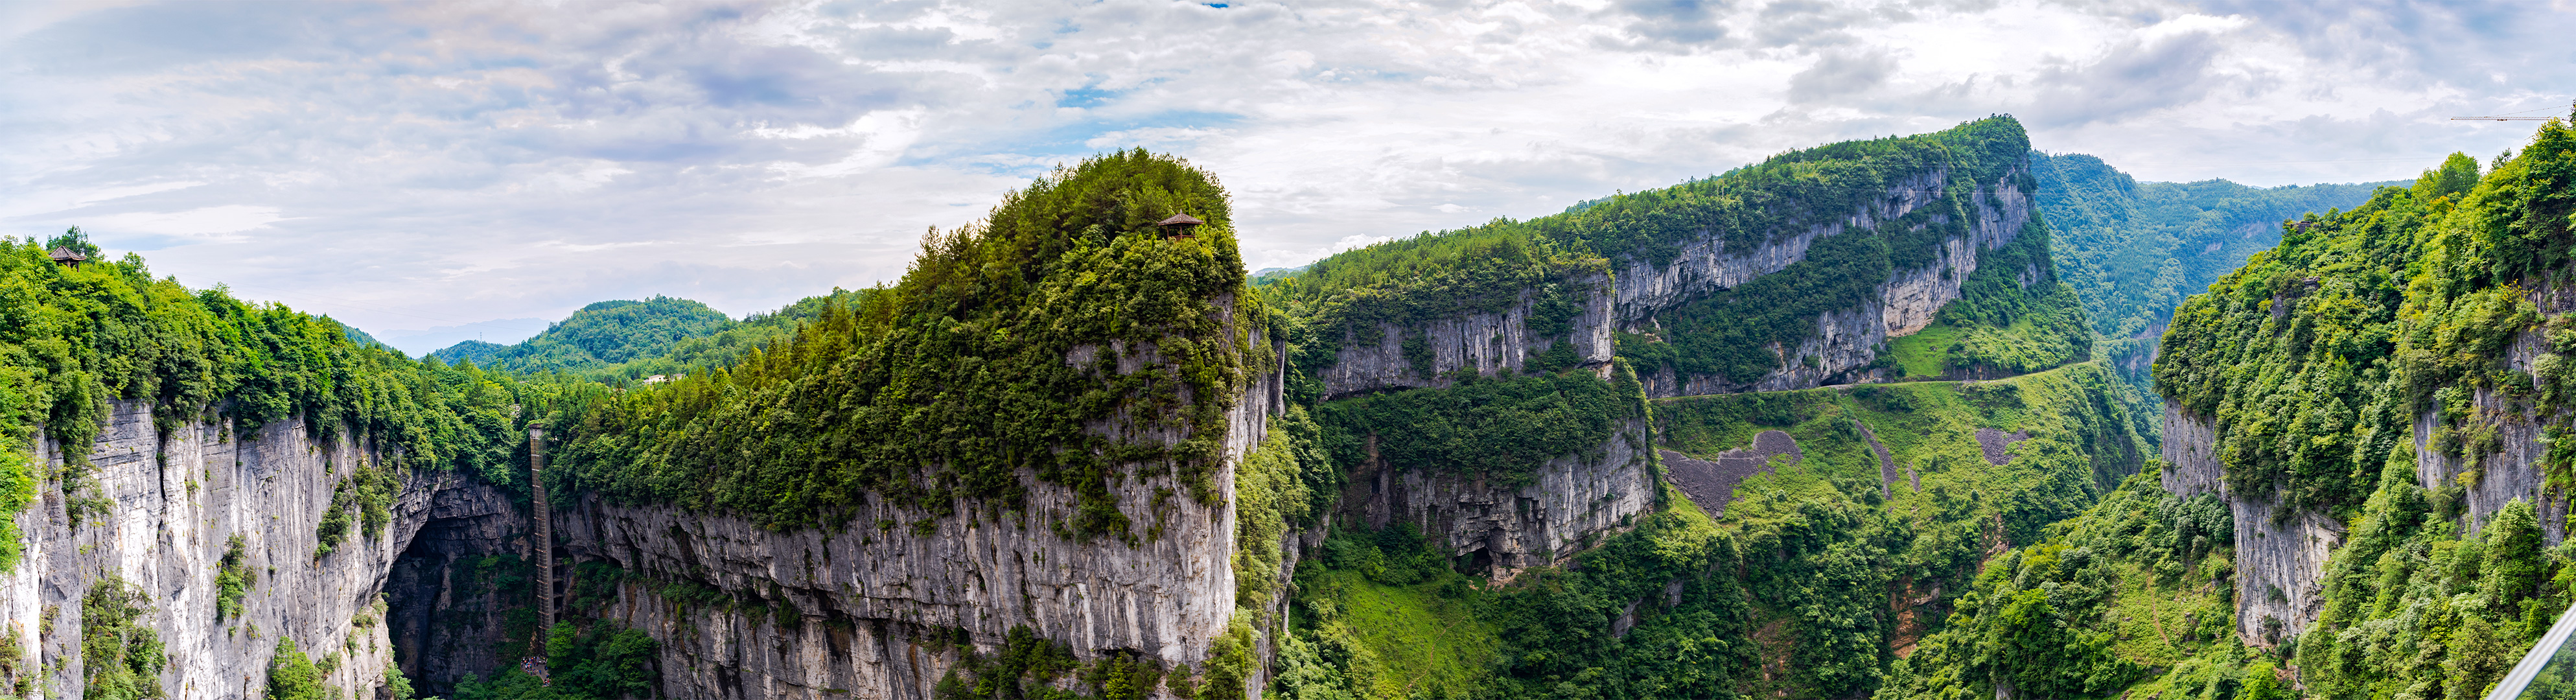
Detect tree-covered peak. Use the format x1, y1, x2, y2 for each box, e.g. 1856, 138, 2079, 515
431, 296, 732, 373
1266, 116, 2034, 313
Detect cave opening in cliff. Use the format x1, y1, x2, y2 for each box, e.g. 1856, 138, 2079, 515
385, 498, 533, 697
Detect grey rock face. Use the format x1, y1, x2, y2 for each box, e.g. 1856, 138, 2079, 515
1315, 277, 1618, 400
2413, 327, 2569, 544
2162, 405, 2341, 646
1623, 167, 2037, 397
1338, 417, 1657, 575
1316, 164, 2039, 402
494, 343, 1290, 700
3, 401, 443, 699
2167, 293, 2576, 646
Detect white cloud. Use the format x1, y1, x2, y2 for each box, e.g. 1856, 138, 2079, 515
0, 0, 2566, 331
78, 205, 284, 242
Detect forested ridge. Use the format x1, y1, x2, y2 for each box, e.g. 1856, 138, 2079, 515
0, 228, 586, 699
1264, 117, 2087, 387
1887, 121, 2576, 700
12, 111, 2553, 700
546, 148, 1265, 537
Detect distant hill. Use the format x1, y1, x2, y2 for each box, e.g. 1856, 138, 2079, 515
430, 296, 733, 375
2030, 152, 2402, 344
331, 320, 389, 349
374, 318, 548, 356
430, 290, 876, 384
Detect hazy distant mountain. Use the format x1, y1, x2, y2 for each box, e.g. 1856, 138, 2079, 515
375, 318, 548, 356
428, 297, 732, 373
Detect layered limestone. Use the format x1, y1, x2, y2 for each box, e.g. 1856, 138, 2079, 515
2161, 405, 2341, 646
1317, 165, 2040, 402
1623, 167, 2039, 397
1337, 417, 1656, 574
2408, 298, 2576, 545
1316, 277, 1616, 400
375, 342, 1289, 700
3, 402, 447, 699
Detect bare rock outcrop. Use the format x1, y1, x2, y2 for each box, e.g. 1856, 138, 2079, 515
3, 401, 447, 699
1316, 163, 2041, 403
2161, 404, 2341, 646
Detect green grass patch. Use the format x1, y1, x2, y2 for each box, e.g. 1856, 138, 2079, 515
1330, 570, 1498, 698
1280, 525, 1501, 700
1885, 321, 1963, 379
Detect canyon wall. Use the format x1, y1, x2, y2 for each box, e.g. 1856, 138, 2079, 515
370, 334, 1290, 700
3, 402, 447, 699
1317, 163, 2041, 402
1621, 166, 2039, 397
1336, 416, 1656, 576
2158, 405, 2347, 646
2161, 283, 2576, 646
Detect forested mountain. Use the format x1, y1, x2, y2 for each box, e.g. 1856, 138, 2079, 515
1890, 123, 2576, 699
428, 296, 734, 377
2031, 154, 2398, 360
12, 115, 2566, 700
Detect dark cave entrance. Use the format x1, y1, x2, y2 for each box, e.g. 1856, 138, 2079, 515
385, 496, 529, 698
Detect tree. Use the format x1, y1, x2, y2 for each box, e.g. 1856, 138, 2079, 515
2415, 152, 2481, 202
44, 226, 100, 258
267, 638, 327, 700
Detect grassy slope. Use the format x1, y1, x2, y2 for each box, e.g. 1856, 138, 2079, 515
1277, 362, 2152, 699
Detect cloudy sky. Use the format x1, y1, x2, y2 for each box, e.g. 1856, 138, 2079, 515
3, 1, 2570, 351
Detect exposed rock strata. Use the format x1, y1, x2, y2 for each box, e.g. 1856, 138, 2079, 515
457, 342, 1289, 700
1316, 165, 2041, 402
2161, 405, 2341, 646
1316, 277, 1617, 400
1336, 417, 1658, 576
1658, 431, 1803, 516
2413, 325, 2570, 544
4, 401, 440, 699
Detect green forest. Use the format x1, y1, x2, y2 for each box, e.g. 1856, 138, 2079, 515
12, 115, 2568, 700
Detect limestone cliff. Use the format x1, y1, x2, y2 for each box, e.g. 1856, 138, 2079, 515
1623, 165, 2039, 397
367, 338, 1289, 700
2161, 404, 2342, 645
3, 402, 448, 699
1336, 416, 1656, 575
1314, 163, 2041, 402
1313, 277, 1617, 401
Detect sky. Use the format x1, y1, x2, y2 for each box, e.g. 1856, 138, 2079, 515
3, 1, 2571, 351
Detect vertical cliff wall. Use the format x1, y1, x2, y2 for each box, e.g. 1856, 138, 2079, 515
2161, 405, 2342, 645
367, 332, 1290, 700
1624, 166, 2040, 397
1315, 277, 1617, 400
3, 402, 452, 699
1336, 415, 1656, 575
1315, 162, 2043, 404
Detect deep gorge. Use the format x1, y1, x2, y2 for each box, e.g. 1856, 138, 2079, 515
5, 116, 2568, 700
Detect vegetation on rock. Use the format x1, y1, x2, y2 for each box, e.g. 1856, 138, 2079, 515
81, 576, 167, 699
549, 148, 1264, 537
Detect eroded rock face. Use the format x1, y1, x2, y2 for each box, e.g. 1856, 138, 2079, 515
1315, 277, 1618, 401
1315, 164, 2040, 402
1336, 417, 1658, 575
382, 481, 523, 695
4, 401, 445, 699
454, 353, 1287, 700
1623, 167, 2038, 397
2161, 405, 2341, 646
1660, 431, 1803, 517
2166, 296, 2576, 646
2415, 326, 2570, 545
